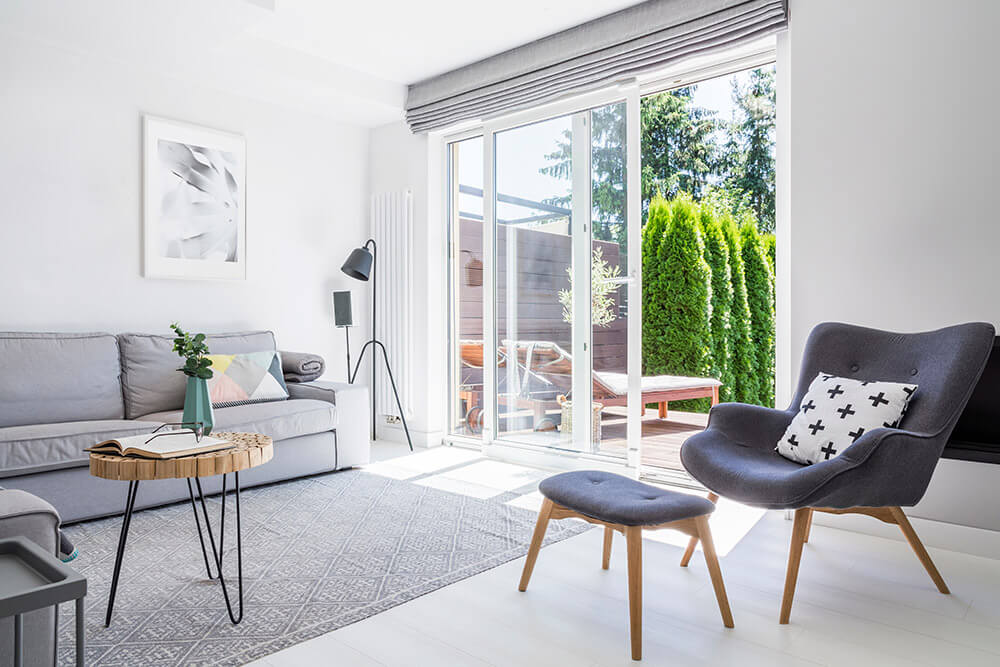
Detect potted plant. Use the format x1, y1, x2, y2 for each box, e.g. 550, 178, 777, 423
170, 323, 215, 434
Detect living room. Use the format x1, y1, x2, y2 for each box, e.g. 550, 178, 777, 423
2, 1, 999, 665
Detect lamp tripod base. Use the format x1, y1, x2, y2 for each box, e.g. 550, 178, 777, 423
349, 339, 413, 451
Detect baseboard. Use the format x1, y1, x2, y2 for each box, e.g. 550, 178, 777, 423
809, 510, 1000, 560
376, 423, 443, 448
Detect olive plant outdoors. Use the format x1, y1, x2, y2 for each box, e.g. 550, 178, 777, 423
560, 247, 623, 327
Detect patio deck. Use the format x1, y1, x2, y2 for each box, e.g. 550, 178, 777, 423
597, 408, 709, 471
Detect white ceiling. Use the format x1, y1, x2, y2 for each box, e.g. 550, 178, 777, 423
0, 0, 646, 126
247, 0, 648, 84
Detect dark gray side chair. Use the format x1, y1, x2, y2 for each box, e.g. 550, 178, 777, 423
680, 322, 995, 623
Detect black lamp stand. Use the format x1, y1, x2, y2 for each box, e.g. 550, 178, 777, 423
345, 239, 413, 451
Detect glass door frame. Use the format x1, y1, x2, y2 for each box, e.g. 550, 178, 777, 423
444, 83, 644, 473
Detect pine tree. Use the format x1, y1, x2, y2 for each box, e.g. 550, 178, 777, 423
741, 222, 775, 406
721, 215, 756, 404
725, 67, 776, 232
640, 87, 719, 219
698, 206, 735, 401
541, 104, 627, 247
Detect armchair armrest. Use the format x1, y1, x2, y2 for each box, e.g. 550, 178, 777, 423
286, 381, 370, 467
706, 402, 796, 449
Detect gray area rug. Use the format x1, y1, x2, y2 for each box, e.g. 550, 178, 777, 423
57, 469, 589, 666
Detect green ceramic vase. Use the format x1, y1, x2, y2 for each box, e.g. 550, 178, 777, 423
182, 376, 214, 435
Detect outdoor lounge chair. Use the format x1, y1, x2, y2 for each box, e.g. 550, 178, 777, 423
457, 339, 721, 431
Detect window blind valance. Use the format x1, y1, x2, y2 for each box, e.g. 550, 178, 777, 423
406, 0, 787, 132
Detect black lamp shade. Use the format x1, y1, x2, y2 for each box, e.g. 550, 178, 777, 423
341, 246, 373, 281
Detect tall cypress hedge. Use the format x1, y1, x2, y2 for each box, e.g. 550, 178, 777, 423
653, 197, 713, 411
641, 196, 671, 374
699, 208, 735, 402
741, 223, 775, 407
721, 216, 756, 404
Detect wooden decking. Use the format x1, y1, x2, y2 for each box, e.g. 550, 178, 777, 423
597, 408, 709, 471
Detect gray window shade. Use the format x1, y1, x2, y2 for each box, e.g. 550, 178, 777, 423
406, 0, 787, 132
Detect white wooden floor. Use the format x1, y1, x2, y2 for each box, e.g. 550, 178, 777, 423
246, 444, 1000, 667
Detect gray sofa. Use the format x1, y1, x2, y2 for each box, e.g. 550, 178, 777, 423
0, 330, 369, 523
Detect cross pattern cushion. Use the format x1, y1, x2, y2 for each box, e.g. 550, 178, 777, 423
205, 351, 289, 408
776, 372, 917, 465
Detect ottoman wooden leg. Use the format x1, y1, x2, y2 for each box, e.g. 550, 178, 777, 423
519, 498, 554, 592
695, 515, 734, 628
626, 526, 643, 661
602, 526, 613, 570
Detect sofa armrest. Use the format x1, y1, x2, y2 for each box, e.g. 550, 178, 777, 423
287, 381, 370, 467
0, 489, 60, 555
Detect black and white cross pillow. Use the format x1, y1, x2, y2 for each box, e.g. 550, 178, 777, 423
776, 372, 917, 465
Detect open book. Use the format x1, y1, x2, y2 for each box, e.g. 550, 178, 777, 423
86, 431, 234, 459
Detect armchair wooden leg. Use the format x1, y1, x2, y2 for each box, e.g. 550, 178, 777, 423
625, 526, 643, 661
602, 526, 613, 570
680, 493, 719, 567
695, 515, 734, 628
889, 507, 950, 594
519, 498, 554, 592
802, 509, 814, 543
780, 508, 812, 624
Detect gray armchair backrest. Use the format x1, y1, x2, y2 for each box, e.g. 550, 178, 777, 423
793, 322, 995, 451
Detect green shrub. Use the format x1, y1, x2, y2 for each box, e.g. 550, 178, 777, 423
642, 195, 671, 375
741, 222, 775, 406
721, 216, 756, 404
698, 207, 735, 402
653, 196, 713, 411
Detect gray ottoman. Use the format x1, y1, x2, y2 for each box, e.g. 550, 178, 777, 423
518, 470, 734, 661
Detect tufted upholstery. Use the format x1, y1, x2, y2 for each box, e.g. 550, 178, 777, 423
681, 322, 996, 509
538, 470, 716, 526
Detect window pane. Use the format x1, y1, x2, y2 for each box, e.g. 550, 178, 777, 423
448, 136, 484, 436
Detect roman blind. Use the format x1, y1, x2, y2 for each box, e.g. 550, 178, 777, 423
405, 0, 787, 132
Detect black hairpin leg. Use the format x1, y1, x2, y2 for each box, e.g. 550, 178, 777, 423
187, 478, 216, 580
192, 473, 244, 624
105, 480, 140, 627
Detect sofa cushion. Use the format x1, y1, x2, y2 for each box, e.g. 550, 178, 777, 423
0, 420, 160, 478
136, 398, 337, 443
0, 332, 124, 428
118, 331, 276, 418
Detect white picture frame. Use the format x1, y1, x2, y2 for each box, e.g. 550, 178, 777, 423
143, 115, 246, 280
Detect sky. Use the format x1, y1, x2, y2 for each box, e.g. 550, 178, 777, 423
453, 67, 760, 224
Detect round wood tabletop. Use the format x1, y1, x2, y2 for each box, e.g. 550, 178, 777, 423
89, 431, 273, 481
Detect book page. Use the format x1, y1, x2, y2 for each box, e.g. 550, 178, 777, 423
135, 433, 230, 456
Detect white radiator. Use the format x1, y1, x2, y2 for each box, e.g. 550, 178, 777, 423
371, 191, 413, 420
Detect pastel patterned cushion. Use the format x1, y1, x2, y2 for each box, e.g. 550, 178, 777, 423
206, 351, 289, 408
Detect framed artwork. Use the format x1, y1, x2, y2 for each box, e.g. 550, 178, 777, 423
143, 115, 246, 280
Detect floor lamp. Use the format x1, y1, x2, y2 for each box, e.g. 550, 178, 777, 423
341, 239, 413, 451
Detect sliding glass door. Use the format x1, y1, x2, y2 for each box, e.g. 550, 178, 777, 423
447, 87, 642, 466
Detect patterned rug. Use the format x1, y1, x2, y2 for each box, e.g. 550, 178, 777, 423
56, 469, 589, 666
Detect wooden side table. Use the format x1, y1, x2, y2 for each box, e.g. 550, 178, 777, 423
89, 432, 273, 627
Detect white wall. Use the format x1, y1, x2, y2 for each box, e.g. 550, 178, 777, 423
787, 0, 1000, 530
0, 33, 371, 374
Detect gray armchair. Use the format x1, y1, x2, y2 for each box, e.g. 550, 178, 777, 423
0, 489, 61, 667
680, 322, 995, 623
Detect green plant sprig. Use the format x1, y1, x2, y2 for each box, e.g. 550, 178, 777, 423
170, 323, 214, 380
